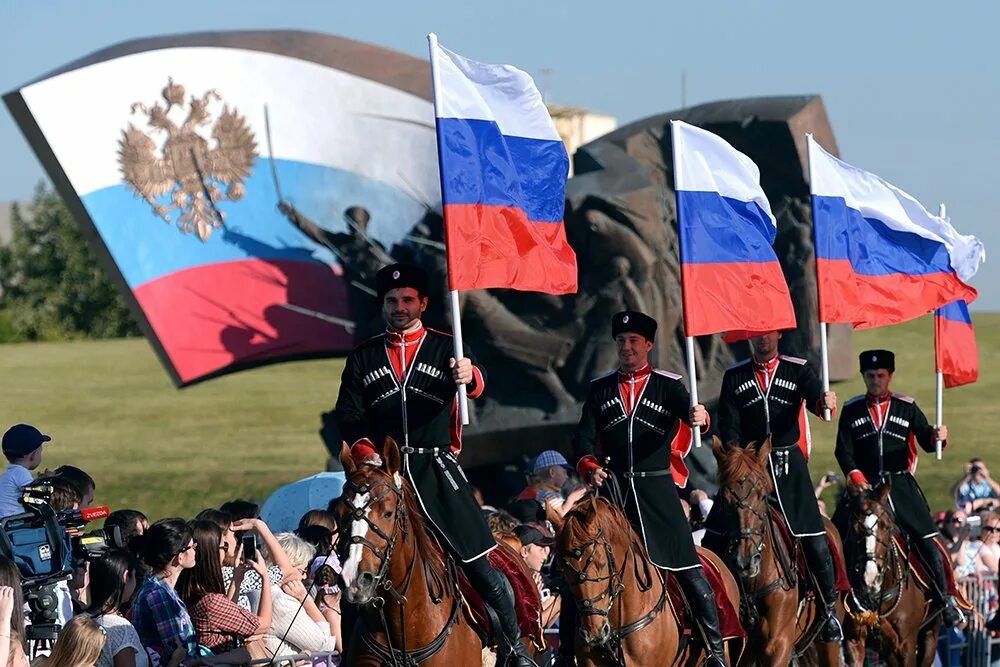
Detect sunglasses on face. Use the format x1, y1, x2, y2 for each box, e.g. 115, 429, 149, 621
983, 526, 1000, 534
177, 540, 198, 555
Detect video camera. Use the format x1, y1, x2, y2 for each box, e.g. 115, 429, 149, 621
0, 480, 121, 642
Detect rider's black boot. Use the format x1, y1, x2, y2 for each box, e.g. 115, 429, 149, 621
802, 535, 843, 643
918, 536, 964, 628
463, 556, 538, 667
674, 568, 728, 666
556, 582, 577, 666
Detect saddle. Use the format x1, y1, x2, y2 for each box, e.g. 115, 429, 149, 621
456, 541, 546, 650
768, 506, 851, 593
889, 533, 972, 610
666, 550, 747, 639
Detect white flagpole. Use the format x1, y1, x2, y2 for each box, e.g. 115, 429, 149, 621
935, 203, 946, 459
670, 121, 702, 448
819, 323, 832, 422
807, 135, 833, 422
685, 336, 702, 448
428, 32, 469, 425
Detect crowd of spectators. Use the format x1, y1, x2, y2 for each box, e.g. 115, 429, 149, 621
5, 415, 1000, 667
0, 424, 344, 667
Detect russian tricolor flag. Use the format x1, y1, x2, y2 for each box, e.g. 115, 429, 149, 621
671, 120, 797, 337
430, 41, 577, 294
936, 300, 978, 388
808, 135, 984, 329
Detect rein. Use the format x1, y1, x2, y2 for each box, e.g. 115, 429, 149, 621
344, 473, 461, 666
562, 484, 667, 667
721, 473, 795, 627
845, 503, 907, 625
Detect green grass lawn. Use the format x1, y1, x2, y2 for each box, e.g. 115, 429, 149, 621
0, 313, 996, 519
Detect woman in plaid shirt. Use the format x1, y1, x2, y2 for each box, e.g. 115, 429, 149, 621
178, 520, 272, 655
132, 519, 199, 663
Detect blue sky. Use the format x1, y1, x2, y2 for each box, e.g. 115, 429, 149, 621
2, 1, 998, 308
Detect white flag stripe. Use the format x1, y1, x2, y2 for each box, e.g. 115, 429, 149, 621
807, 135, 985, 282
21, 46, 439, 202
672, 120, 775, 226
433, 43, 560, 142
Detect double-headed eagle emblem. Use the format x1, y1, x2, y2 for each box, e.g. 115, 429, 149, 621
118, 78, 257, 241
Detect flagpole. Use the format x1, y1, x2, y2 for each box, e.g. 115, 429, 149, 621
670, 121, 702, 448
685, 336, 702, 448
428, 32, 470, 425
934, 203, 946, 459
819, 323, 831, 422
807, 135, 833, 422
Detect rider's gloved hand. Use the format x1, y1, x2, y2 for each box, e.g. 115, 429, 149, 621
589, 468, 609, 488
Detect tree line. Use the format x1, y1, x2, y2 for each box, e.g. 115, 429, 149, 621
0, 184, 138, 342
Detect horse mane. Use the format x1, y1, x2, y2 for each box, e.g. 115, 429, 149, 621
715, 442, 774, 494
558, 495, 642, 554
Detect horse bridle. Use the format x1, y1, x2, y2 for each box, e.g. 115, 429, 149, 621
722, 473, 770, 565
561, 527, 626, 619
561, 495, 666, 667
343, 472, 462, 667
343, 475, 408, 599
846, 502, 904, 614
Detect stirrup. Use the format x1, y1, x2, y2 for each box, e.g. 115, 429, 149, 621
501, 643, 539, 667
942, 596, 965, 627
818, 612, 843, 642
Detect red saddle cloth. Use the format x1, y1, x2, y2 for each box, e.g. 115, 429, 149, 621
667, 552, 746, 639
768, 506, 851, 592
891, 534, 972, 609
457, 543, 545, 650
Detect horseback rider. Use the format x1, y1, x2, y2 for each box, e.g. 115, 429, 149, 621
710, 330, 844, 643
571, 310, 729, 667
832, 349, 964, 627
335, 263, 537, 667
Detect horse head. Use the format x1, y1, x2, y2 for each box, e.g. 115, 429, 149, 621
337, 436, 408, 605
713, 436, 774, 579
845, 481, 895, 599
556, 495, 631, 648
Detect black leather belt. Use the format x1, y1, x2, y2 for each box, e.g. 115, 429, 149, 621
622, 469, 671, 479
401, 446, 447, 455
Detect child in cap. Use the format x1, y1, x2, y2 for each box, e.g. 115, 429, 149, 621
0, 424, 51, 519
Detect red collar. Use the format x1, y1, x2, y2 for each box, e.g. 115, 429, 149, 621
753, 355, 779, 373
386, 323, 425, 346
866, 393, 891, 406
619, 364, 652, 381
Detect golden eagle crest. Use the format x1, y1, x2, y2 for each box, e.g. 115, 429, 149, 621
118, 78, 257, 242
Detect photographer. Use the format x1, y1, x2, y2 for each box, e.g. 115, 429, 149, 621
52, 466, 95, 510
951, 458, 1000, 513
87, 549, 147, 667
105, 510, 148, 558
220, 519, 286, 613
28, 476, 82, 627
177, 520, 271, 656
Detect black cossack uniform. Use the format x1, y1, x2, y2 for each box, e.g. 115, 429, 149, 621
717, 355, 825, 537
833, 394, 939, 539
573, 368, 700, 570
336, 329, 495, 562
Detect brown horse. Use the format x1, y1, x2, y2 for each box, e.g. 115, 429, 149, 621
710, 438, 844, 667
551, 494, 741, 666
336, 437, 485, 666
840, 483, 940, 667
